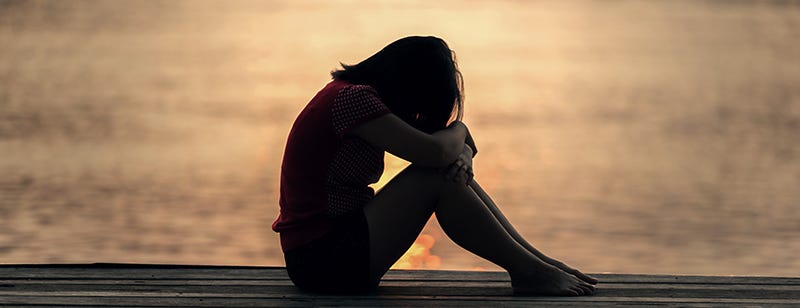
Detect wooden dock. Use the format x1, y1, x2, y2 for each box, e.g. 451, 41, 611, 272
0, 264, 798, 307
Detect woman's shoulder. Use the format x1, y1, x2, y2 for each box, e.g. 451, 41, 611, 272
328, 79, 373, 91
307, 79, 355, 106
308, 79, 385, 114
333, 80, 379, 99
333, 81, 384, 106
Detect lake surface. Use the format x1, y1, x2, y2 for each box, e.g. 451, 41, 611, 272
1, 0, 799, 276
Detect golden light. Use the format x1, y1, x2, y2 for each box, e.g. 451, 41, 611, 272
371, 153, 411, 192
391, 233, 441, 270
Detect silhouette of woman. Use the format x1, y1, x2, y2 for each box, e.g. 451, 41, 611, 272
272, 36, 597, 295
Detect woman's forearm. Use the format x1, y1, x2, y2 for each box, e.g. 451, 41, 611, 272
431, 121, 468, 165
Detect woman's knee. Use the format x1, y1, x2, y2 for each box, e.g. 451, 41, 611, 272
369, 164, 444, 211
401, 164, 449, 187
401, 164, 467, 194
374, 164, 462, 208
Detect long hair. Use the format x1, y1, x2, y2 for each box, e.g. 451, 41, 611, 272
331, 36, 464, 133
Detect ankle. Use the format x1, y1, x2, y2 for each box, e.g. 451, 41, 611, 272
507, 260, 557, 279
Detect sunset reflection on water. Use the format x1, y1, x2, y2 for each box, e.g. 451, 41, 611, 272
1, 1, 799, 276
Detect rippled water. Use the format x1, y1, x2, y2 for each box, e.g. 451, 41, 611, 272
1, 0, 799, 276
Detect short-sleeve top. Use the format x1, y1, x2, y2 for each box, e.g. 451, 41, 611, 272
272, 79, 391, 251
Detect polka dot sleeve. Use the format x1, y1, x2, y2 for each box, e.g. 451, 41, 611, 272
331, 84, 391, 137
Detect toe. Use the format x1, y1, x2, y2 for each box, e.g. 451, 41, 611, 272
579, 284, 594, 295
570, 270, 598, 285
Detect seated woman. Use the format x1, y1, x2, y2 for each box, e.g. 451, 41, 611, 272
272, 36, 597, 296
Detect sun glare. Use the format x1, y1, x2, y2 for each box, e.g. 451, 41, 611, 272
391, 233, 441, 270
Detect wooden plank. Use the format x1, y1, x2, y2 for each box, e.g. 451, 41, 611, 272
0, 295, 312, 307
0, 267, 284, 280
0, 280, 800, 293
3, 278, 799, 292
2, 284, 798, 300
3, 266, 799, 287
2, 282, 798, 295
384, 270, 800, 285
1, 265, 799, 307
1, 294, 799, 307
2, 264, 798, 285
2, 274, 799, 299
0, 263, 272, 269
0, 279, 794, 291
0, 279, 293, 286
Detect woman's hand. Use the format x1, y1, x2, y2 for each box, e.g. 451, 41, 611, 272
442, 144, 474, 184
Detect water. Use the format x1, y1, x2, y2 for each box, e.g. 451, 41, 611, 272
1, 0, 799, 276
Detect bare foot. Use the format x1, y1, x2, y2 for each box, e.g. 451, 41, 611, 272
511, 265, 596, 296
546, 259, 599, 285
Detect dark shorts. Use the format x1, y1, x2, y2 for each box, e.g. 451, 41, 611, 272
283, 209, 377, 293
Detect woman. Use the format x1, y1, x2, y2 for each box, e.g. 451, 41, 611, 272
272, 36, 597, 295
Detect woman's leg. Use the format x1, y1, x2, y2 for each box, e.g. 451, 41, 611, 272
363, 165, 594, 296
469, 181, 598, 285
362, 166, 438, 280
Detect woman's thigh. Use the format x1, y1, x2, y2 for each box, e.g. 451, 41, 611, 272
363, 165, 444, 280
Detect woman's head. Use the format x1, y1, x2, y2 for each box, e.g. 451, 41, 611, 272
331, 36, 464, 133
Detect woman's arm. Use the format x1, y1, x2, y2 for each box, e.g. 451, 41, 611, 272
349, 114, 467, 167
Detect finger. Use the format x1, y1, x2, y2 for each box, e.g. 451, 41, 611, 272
453, 164, 463, 175
445, 165, 459, 179
461, 166, 473, 183
454, 169, 467, 183
453, 168, 463, 179
461, 167, 472, 182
